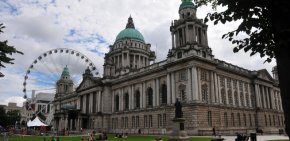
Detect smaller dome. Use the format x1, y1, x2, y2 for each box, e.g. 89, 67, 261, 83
61, 66, 70, 77
179, 0, 195, 11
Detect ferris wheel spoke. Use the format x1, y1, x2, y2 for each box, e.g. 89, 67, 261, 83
47, 50, 62, 75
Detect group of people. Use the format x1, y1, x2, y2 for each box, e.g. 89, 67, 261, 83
114, 133, 128, 138
86, 131, 108, 141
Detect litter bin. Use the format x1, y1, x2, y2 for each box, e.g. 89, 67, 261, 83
250, 133, 257, 141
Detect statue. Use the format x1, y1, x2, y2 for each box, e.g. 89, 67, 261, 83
174, 98, 183, 118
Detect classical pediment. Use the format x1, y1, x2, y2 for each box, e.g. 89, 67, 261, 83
257, 69, 273, 82
77, 78, 95, 90
76, 77, 103, 91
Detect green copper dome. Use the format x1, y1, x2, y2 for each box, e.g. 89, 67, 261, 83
61, 66, 70, 77
179, 0, 195, 10
115, 16, 145, 43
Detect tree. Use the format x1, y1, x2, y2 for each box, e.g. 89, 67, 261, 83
0, 23, 23, 77
195, 0, 290, 138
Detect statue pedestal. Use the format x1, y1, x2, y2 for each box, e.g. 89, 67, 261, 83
168, 118, 189, 141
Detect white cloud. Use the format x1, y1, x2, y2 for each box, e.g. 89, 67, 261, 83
0, 0, 276, 106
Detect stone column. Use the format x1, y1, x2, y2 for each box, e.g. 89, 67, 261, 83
255, 84, 261, 108
264, 86, 269, 109
138, 55, 141, 69
171, 72, 176, 103
192, 65, 199, 101
153, 79, 156, 107
120, 88, 124, 111
193, 25, 196, 42
143, 82, 146, 108
171, 32, 175, 48
167, 73, 172, 104
210, 71, 215, 103
156, 78, 160, 106
112, 92, 115, 112
225, 78, 229, 105
90, 93, 93, 113
205, 28, 209, 46
97, 91, 101, 112
270, 88, 274, 109
185, 23, 189, 43
140, 83, 143, 108
260, 85, 266, 108
197, 68, 201, 101
133, 54, 136, 68
131, 85, 135, 109
213, 72, 218, 103
187, 67, 192, 101
129, 85, 132, 110
217, 76, 222, 104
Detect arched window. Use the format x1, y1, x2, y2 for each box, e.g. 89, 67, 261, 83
234, 91, 239, 106
228, 90, 233, 105
115, 95, 119, 111
201, 84, 208, 103
178, 84, 186, 101
221, 88, 226, 104
135, 90, 140, 108
161, 84, 167, 104
124, 93, 129, 110
147, 87, 153, 107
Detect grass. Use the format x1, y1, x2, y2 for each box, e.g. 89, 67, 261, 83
1, 134, 213, 141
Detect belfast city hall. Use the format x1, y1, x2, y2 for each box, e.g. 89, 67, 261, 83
53, 0, 284, 135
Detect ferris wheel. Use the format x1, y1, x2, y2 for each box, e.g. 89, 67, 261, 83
23, 48, 100, 99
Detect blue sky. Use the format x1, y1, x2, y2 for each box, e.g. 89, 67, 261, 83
0, 0, 276, 106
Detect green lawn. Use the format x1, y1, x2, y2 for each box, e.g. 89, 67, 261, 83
2, 134, 213, 141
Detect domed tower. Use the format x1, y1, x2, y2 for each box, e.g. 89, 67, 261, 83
104, 16, 156, 78
56, 66, 74, 97
169, 0, 213, 59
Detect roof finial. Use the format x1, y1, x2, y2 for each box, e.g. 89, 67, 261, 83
126, 15, 135, 29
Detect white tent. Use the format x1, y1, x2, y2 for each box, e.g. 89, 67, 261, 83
27, 117, 47, 127
27, 120, 32, 127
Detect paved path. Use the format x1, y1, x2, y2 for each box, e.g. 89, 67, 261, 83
221, 135, 289, 141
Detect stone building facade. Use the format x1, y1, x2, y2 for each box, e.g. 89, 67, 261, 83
53, 0, 284, 135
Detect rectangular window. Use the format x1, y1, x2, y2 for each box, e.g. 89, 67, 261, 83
208, 111, 212, 126
132, 116, 135, 128
136, 116, 139, 127
249, 114, 252, 127
121, 117, 124, 128
231, 113, 235, 127
224, 112, 228, 127
149, 115, 153, 128
93, 92, 96, 113
125, 117, 128, 128
144, 115, 148, 128
158, 114, 162, 128
163, 114, 167, 127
